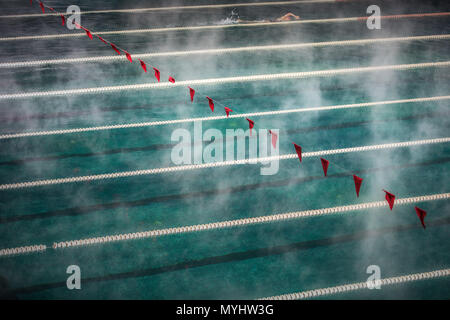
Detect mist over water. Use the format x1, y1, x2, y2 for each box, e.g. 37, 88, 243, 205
0, 0, 449, 299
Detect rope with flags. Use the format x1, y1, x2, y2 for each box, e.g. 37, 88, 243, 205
24, 0, 448, 230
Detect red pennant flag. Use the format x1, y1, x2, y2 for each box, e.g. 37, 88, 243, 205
168, 76, 175, 83
48, 7, 55, 12
83, 28, 93, 40
353, 175, 363, 197
414, 206, 427, 229
153, 68, 160, 82
138, 59, 147, 72
224, 107, 233, 117
320, 158, 329, 176
74, 22, 81, 29
246, 118, 255, 136
39, 1, 45, 13
124, 51, 132, 63
188, 87, 195, 102
383, 190, 396, 210
206, 97, 214, 112
293, 143, 302, 163
269, 130, 278, 148
60, 15, 65, 26
98, 36, 108, 44
111, 43, 121, 55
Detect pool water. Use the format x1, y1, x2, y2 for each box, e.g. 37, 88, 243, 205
0, 0, 449, 299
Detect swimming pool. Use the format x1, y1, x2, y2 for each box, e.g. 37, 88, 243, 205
0, 0, 449, 299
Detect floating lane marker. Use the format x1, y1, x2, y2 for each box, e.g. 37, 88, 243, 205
0, 12, 449, 41
1, 95, 448, 140
0, 1, 342, 18
1, 34, 449, 68
0, 244, 46, 257
2, 193, 448, 257
51, 193, 450, 249
0, 61, 449, 100
0, 137, 449, 190
259, 268, 450, 300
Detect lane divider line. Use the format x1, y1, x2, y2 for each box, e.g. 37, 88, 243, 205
0, 244, 46, 257
1, 12, 449, 41
1, 95, 448, 140
51, 193, 450, 249
259, 268, 450, 300
0, 1, 342, 18
0, 137, 449, 190
1, 34, 449, 68
2, 192, 448, 256
0, 61, 449, 100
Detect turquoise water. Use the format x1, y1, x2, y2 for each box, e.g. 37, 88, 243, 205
0, 0, 449, 299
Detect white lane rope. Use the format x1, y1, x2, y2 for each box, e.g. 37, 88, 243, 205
1, 95, 448, 140
1, 61, 449, 100
0, 1, 341, 18
1, 12, 449, 41
2, 192, 447, 256
259, 268, 450, 300
0, 244, 46, 257
52, 193, 450, 249
2, 34, 449, 68
0, 137, 449, 191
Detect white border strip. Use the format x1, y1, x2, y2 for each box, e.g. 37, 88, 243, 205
1, 137, 449, 190
52, 193, 450, 249
2, 34, 449, 68
1, 12, 449, 41
259, 268, 450, 299
0, 1, 339, 18
1, 61, 448, 100
1, 95, 448, 140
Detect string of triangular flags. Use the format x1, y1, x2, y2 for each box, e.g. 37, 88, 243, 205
32, 1, 239, 119
292, 143, 427, 228
30, 0, 428, 229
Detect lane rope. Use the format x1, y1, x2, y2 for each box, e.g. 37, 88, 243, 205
1, 12, 449, 41
0, 137, 449, 190
0, 1, 342, 18
1, 95, 449, 140
0, 244, 46, 257
51, 193, 450, 249
2, 34, 449, 68
0, 61, 449, 100
259, 268, 450, 299
2, 192, 448, 256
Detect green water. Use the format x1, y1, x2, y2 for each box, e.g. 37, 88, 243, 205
0, 0, 449, 299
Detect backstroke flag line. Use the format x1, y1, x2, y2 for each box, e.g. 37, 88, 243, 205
415, 206, 427, 229
269, 130, 278, 149
224, 107, 233, 117
139, 59, 147, 72
189, 87, 195, 102
383, 190, 396, 210
27, 0, 436, 220
321, 158, 330, 177
293, 143, 302, 163
353, 175, 363, 197
206, 97, 214, 112
246, 118, 255, 136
